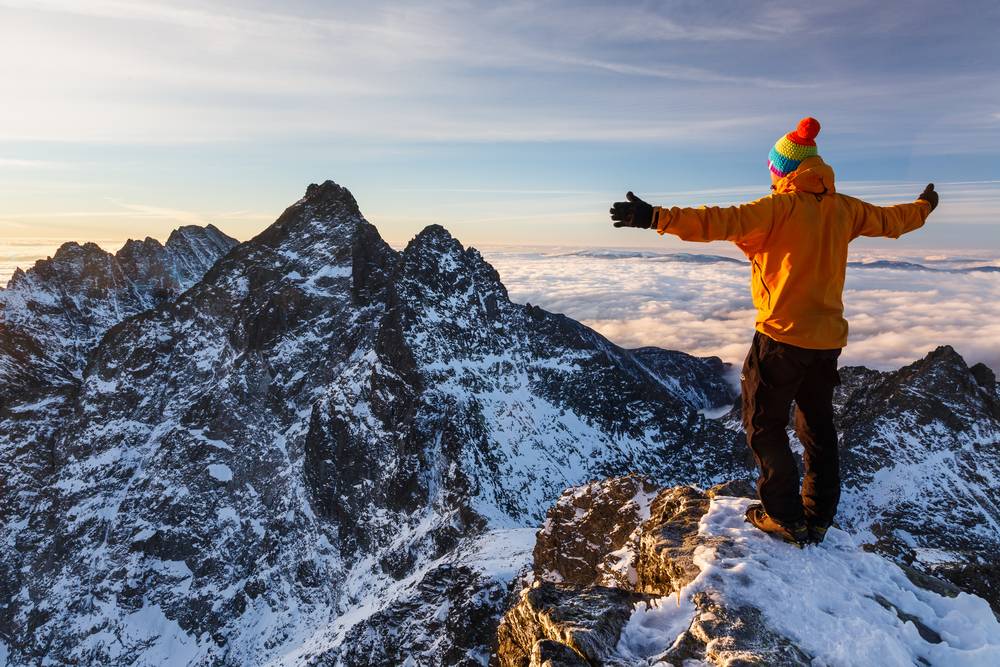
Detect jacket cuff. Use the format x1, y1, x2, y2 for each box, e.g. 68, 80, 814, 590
652, 206, 669, 234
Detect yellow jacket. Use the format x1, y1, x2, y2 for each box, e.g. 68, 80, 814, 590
652, 156, 932, 349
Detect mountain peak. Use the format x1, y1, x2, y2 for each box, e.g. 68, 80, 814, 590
254, 180, 365, 250
302, 179, 360, 213
899, 344, 975, 386
399, 222, 506, 305
51, 240, 108, 261
404, 223, 464, 259
414, 223, 453, 241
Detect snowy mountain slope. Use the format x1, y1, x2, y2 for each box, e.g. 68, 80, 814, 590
499, 479, 1000, 666
629, 346, 736, 413
0, 182, 744, 665
833, 347, 1000, 610
0, 224, 237, 666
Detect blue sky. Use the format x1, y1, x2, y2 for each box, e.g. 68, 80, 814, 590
0, 0, 997, 250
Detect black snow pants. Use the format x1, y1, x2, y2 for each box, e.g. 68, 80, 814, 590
741, 331, 842, 527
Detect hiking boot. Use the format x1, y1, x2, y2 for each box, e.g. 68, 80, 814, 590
807, 522, 830, 545
744, 503, 809, 547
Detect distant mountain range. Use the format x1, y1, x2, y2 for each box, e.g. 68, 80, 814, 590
556, 248, 1000, 273
1, 182, 997, 665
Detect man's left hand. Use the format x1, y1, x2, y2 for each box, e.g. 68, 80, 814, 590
917, 183, 938, 211
610, 192, 654, 229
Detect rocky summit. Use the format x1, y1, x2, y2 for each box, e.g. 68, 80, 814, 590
0, 180, 998, 665
498, 478, 1000, 666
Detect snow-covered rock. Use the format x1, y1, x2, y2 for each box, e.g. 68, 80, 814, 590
499, 479, 1000, 666
0, 224, 236, 396
0, 223, 237, 666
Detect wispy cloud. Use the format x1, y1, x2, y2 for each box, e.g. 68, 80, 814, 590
531, 54, 813, 89
0, 158, 64, 169
105, 199, 209, 225
1, 0, 994, 147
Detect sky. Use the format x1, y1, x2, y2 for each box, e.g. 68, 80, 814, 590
0, 0, 998, 252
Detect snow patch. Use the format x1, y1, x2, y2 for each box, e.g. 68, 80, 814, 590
206, 463, 233, 482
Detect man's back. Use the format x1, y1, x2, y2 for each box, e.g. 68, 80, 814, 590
649, 156, 931, 349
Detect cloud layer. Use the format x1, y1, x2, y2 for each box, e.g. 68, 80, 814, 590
5, 237, 997, 375
482, 247, 1000, 373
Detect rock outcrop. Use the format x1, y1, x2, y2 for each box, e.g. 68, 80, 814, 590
498, 478, 1000, 666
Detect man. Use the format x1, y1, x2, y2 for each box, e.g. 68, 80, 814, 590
610, 117, 937, 546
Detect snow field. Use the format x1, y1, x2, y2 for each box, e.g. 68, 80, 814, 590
618, 496, 1000, 666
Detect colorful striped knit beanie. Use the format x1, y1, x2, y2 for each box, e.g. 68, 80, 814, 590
768, 117, 821, 178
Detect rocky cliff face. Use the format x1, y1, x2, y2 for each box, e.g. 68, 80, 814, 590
0, 180, 997, 665
498, 477, 1000, 666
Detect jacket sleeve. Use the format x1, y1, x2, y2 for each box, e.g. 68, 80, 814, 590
652, 195, 778, 247
847, 197, 932, 239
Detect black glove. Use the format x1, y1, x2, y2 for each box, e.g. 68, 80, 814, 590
918, 183, 938, 211
610, 191, 654, 229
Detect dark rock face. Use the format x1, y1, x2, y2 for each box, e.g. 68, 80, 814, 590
326, 564, 513, 666
631, 346, 737, 412
497, 583, 654, 667
533, 476, 658, 588
635, 486, 712, 596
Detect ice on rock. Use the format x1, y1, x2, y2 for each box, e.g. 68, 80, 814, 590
207, 463, 233, 482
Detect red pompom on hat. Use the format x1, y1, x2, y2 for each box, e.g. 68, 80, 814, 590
793, 117, 821, 146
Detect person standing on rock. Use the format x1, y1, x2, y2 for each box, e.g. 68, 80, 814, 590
609, 117, 937, 546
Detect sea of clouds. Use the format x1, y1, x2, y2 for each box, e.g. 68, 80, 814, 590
0, 239, 63, 285
481, 246, 1000, 373
4, 240, 998, 374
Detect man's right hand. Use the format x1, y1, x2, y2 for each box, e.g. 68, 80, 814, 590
610, 191, 654, 229
918, 183, 938, 211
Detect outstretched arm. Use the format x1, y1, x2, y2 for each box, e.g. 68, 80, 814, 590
652, 196, 777, 246
610, 191, 778, 247
848, 183, 937, 239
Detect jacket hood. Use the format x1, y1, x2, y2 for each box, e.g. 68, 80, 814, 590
774, 156, 836, 195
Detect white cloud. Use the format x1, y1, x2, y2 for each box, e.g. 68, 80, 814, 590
482, 247, 1000, 373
